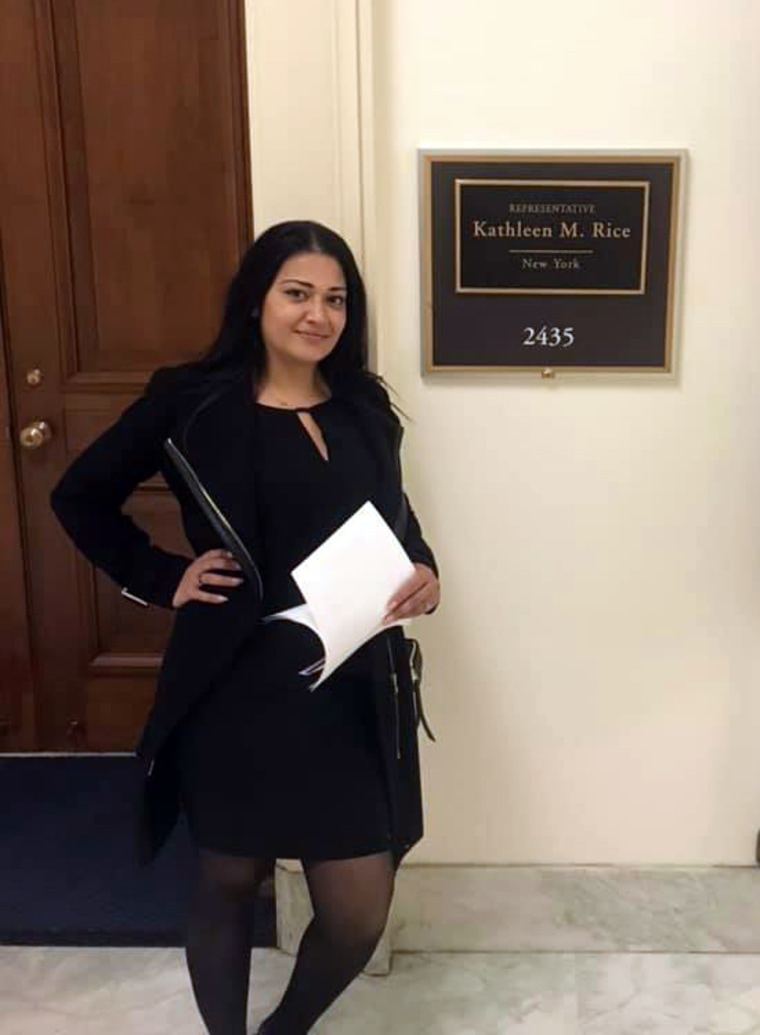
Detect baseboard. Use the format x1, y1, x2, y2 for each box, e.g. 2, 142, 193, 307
276, 863, 760, 959
391, 865, 760, 953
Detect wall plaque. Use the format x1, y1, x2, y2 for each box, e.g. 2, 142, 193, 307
420, 151, 684, 373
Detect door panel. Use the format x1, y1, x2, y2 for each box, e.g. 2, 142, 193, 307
53, 0, 249, 376
0, 0, 251, 750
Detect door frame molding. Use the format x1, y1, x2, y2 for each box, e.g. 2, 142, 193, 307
243, 0, 378, 357
0, 294, 35, 749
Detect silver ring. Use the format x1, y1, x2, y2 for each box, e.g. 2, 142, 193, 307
197, 575, 204, 588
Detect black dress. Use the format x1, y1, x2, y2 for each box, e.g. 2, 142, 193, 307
175, 398, 394, 860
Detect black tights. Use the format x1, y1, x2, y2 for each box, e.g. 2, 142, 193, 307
185, 847, 396, 1035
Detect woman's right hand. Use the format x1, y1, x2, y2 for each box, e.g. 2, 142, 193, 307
172, 549, 244, 608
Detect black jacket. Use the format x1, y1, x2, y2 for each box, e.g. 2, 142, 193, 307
51, 364, 438, 865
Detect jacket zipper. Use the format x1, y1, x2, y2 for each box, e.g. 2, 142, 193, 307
163, 437, 264, 598
386, 422, 407, 763
392, 422, 408, 538
386, 638, 401, 761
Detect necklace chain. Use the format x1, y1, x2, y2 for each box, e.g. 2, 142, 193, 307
259, 381, 330, 410
266, 392, 327, 411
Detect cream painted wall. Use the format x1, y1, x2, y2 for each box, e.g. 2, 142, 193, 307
245, 0, 760, 865
369, 0, 760, 864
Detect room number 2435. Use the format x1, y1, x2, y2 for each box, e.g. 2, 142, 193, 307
522, 326, 575, 348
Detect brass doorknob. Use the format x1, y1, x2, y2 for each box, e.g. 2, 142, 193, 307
19, 420, 53, 450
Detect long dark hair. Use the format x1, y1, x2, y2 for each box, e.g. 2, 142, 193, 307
194, 220, 373, 395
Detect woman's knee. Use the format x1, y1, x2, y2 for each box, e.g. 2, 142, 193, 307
303, 851, 395, 950
198, 849, 274, 901
317, 897, 391, 953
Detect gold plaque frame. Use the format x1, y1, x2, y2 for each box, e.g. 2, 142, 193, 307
420, 150, 685, 375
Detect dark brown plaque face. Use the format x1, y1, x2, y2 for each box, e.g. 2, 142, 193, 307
421, 153, 684, 372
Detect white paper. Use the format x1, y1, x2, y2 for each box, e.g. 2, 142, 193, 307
263, 502, 415, 687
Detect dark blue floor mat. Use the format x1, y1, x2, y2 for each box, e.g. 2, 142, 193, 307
0, 756, 275, 946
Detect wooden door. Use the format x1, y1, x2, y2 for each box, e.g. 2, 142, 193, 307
0, 0, 251, 751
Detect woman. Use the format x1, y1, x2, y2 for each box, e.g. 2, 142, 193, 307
51, 221, 439, 1035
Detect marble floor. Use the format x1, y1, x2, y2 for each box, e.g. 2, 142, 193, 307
4, 946, 760, 1034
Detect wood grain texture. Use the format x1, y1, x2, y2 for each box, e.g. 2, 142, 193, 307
0, 0, 251, 749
